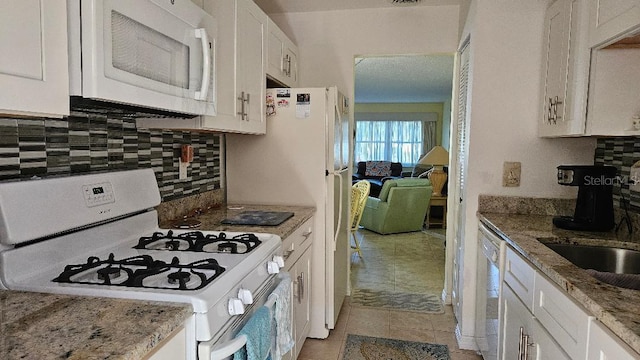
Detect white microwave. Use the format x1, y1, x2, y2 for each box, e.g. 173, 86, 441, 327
68, 0, 216, 117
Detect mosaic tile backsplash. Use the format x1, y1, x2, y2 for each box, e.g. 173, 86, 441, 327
0, 113, 221, 202
595, 137, 640, 212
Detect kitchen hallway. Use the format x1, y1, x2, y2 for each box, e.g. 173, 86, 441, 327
297, 229, 482, 360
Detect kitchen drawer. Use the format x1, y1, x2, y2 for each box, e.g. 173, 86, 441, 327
533, 271, 592, 360
282, 217, 314, 270
504, 247, 536, 311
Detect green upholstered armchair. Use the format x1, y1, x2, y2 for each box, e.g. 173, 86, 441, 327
360, 178, 433, 234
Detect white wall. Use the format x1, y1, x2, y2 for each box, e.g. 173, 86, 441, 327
269, 4, 462, 339
270, 5, 461, 96
452, 0, 597, 348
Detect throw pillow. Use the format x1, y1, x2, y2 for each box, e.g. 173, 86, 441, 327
365, 161, 392, 177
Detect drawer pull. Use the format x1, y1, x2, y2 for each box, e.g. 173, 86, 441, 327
302, 230, 312, 238
283, 249, 294, 261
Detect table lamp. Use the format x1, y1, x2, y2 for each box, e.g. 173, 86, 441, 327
418, 146, 449, 196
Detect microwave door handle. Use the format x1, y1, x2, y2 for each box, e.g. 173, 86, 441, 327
198, 334, 247, 360
194, 28, 211, 101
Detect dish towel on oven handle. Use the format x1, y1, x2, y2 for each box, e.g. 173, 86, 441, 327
271, 273, 295, 360
233, 305, 273, 360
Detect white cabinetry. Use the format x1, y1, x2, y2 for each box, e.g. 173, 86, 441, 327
267, 18, 299, 88
282, 217, 313, 360
204, 0, 267, 134
538, 0, 590, 137
588, 319, 639, 360
501, 285, 571, 360
588, 0, 640, 48
144, 326, 187, 360
0, 0, 69, 118
141, 0, 267, 133
499, 246, 640, 360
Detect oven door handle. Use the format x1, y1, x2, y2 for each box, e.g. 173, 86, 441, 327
198, 334, 247, 360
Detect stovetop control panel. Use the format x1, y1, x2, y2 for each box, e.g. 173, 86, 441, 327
82, 182, 115, 207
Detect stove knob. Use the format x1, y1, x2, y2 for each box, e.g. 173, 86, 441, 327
273, 255, 285, 268
228, 298, 245, 315
267, 261, 280, 274
238, 288, 254, 305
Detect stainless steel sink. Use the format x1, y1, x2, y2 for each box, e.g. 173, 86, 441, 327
544, 243, 640, 274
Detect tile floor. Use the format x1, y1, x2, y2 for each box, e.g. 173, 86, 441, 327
297, 228, 482, 360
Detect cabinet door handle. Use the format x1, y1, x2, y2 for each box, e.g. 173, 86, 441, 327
522, 334, 531, 360
518, 327, 524, 360
237, 91, 246, 120
299, 272, 304, 302
296, 275, 302, 304
237, 92, 250, 121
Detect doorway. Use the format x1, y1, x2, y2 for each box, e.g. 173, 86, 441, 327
351, 54, 455, 301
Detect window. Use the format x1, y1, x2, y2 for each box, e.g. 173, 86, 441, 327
355, 120, 423, 165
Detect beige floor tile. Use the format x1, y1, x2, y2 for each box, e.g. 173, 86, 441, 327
299, 229, 475, 359
297, 338, 343, 360
388, 325, 437, 343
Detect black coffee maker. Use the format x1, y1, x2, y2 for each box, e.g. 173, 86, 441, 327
553, 165, 617, 231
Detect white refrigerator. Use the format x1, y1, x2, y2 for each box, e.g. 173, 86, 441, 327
225, 87, 352, 339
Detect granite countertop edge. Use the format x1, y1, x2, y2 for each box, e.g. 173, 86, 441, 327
478, 212, 640, 355
160, 204, 317, 239
1, 290, 192, 360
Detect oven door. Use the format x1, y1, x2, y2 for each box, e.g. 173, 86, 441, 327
71, 0, 216, 115
198, 275, 291, 360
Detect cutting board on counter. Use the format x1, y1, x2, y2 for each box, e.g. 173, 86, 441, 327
221, 211, 294, 226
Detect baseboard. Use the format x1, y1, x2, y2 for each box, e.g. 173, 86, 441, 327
441, 288, 452, 304
455, 324, 479, 351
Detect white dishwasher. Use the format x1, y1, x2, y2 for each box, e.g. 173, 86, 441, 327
475, 221, 506, 360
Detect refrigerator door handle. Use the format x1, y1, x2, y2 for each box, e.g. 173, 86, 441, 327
332, 170, 344, 251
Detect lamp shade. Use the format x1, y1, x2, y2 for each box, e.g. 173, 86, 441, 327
418, 146, 449, 166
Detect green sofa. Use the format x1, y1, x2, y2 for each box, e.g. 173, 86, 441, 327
360, 178, 433, 234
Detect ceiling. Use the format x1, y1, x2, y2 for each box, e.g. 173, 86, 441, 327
355, 55, 454, 103
253, 0, 460, 104
252, 0, 466, 15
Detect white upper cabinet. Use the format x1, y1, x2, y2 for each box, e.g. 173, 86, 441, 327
0, 0, 69, 118
588, 0, 640, 48
538, 0, 590, 137
267, 18, 299, 87
202, 0, 267, 134
584, 1, 640, 136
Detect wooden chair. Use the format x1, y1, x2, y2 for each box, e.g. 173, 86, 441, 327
350, 180, 370, 258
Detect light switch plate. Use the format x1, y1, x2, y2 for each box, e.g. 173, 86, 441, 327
503, 162, 521, 187
179, 160, 189, 181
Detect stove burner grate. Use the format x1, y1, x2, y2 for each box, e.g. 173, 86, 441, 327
52, 254, 225, 290
134, 231, 262, 254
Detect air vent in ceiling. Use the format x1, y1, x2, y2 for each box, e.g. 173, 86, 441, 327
390, 0, 422, 4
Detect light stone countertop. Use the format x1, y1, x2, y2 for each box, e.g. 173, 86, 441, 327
479, 212, 640, 355
0, 290, 192, 360
160, 204, 316, 239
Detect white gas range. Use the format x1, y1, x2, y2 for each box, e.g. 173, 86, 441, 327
0, 169, 286, 360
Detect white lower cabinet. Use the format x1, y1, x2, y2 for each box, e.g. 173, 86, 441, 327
291, 246, 311, 359
502, 285, 570, 360
144, 326, 187, 360
282, 217, 314, 359
500, 245, 640, 360
588, 319, 639, 360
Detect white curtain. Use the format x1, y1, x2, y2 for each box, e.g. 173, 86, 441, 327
423, 121, 437, 155
354, 112, 438, 165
